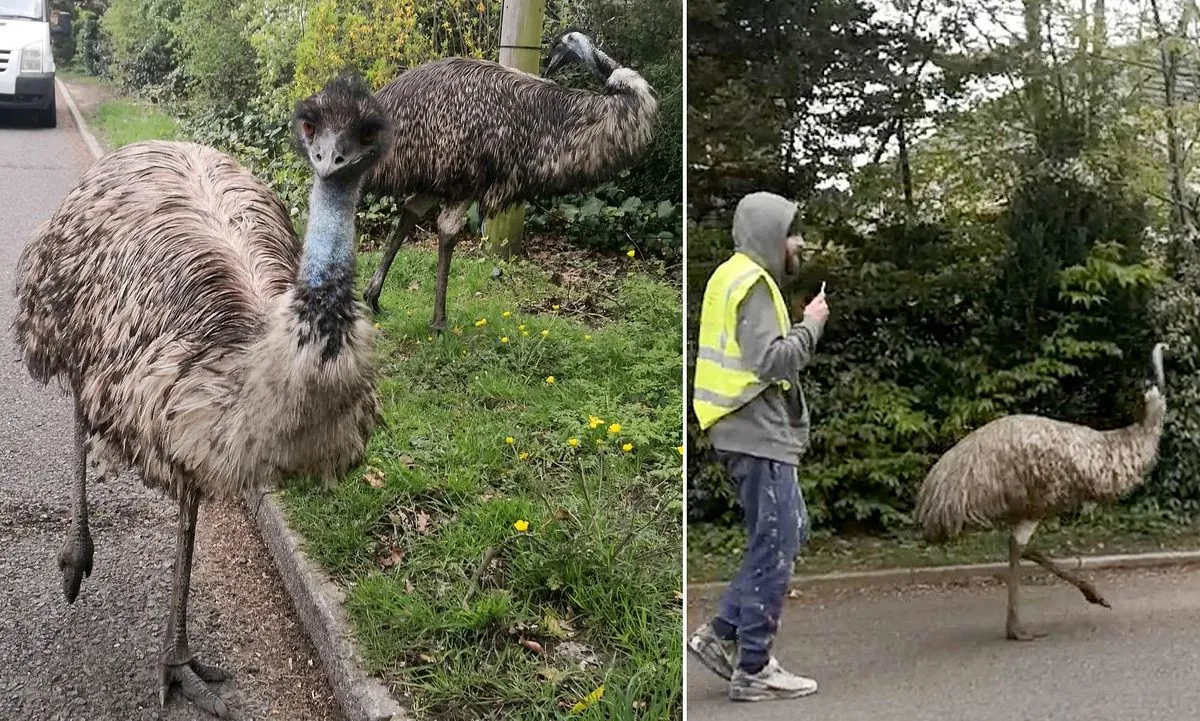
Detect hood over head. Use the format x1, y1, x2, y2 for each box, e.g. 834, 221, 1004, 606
732, 191, 800, 282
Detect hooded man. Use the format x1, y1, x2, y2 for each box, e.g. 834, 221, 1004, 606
688, 191, 828, 702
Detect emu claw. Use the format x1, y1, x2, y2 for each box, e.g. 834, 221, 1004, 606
1006, 624, 1047, 642
57, 529, 94, 604
159, 658, 233, 718
362, 287, 383, 315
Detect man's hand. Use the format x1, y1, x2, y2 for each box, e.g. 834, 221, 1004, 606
802, 287, 828, 325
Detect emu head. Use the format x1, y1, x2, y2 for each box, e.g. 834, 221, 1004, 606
293, 71, 391, 182
1150, 342, 1168, 395
547, 31, 613, 79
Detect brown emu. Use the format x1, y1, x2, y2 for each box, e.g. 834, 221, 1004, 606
361, 31, 660, 327
11, 73, 390, 718
915, 343, 1168, 641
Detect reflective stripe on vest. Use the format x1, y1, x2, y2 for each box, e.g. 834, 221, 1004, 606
692, 252, 791, 430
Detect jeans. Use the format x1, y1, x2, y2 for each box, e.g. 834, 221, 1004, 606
711, 451, 808, 673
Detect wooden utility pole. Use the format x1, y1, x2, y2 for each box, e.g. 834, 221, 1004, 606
486, 0, 546, 258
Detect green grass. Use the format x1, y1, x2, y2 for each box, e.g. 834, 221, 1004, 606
688, 510, 1200, 584
282, 247, 683, 720
56, 69, 104, 85
90, 97, 178, 148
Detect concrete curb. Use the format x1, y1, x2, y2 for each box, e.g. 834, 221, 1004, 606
59, 76, 405, 721
248, 492, 405, 721
55, 78, 106, 160
687, 549, 1200, 602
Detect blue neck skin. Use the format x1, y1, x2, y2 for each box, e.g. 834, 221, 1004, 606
299, 176, 360, 288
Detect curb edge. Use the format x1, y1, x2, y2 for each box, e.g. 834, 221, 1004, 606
247, 492, 406, 721
55, 78, 106, 160
686, 550, 1200, 602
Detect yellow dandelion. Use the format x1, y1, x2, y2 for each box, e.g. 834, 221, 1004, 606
373, 322, 382, 330
587, 415, 603, 429
518, 324, 526, 332
474, 318, 488, 327
545, 376, 555, 384
626, 249, 636, 258
501, 336, 509, 344
502, 311, 512, 318
522, 330, 529, 336
541, 329, 549, 337
452, 326, 463, 335
567, 438, 579, 447
608, 423, 621, 434
514, 519, 529, 532
552, 304, 560, 311
505, 436, 514, 445
676, 445, 684, 456
622, 443, 634, 453
519, 451, 529, 460
584, 334, 592, 341
427, 335, 433, 342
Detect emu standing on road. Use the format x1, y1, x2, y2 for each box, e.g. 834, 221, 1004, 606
915, 343, 1168, 641
361, 31, 660, 327
12, 73, 389, 718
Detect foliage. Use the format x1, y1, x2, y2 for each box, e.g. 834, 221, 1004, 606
173, 0, 259, 111
524, 181, 682, 261
73, 9, 111, 78
100, 0, 184, 98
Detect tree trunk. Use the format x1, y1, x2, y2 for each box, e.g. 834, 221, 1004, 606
1149, 0, 1188, 235
485, 0, 547, 258
897, 115, 913, 220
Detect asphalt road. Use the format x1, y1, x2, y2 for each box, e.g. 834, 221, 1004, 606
0, 89, 344, 720
687, 566, 1200, 721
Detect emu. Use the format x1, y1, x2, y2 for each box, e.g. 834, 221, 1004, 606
915, 343, 1168, 641
11, 73, 389, 718
360, 30, 660, 328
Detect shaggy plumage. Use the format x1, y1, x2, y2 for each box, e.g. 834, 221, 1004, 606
12, 71, 390, 718
360, 31, 660, 327
914, 342, 1168, 640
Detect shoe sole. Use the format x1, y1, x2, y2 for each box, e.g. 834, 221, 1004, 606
686, 641, 733, 681
729, 685, 818, 702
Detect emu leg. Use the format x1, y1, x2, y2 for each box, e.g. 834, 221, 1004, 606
1020, 548, 1111, 609
1007, 520, 1046, 641
58, 399, 93, 603
431, 202, 470, 332
158, 489, 231, 718
362, 194, 438, 314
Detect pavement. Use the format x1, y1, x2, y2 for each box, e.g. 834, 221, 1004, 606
0, 89, 345, 720
686, 566, 1200, 721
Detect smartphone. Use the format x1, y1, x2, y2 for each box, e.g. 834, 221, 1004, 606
819, 281, 826, 296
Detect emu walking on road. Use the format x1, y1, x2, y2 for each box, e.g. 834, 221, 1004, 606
915, 343, 1168, 641
12, 73, 389, 718
360, 31, 659, 327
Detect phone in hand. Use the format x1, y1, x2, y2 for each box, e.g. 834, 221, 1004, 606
819, 281, 826, 296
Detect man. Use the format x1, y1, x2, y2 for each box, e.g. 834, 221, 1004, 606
688, 191, 829, 702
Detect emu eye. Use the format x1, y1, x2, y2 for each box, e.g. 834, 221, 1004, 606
301, 120, 315, 139
360, 127, 378, 145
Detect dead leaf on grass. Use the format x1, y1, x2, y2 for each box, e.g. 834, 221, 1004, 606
537, 667, 566, 684
377, 545, 405, 569
518, 638, 544, 654
554, 641, 599, 669
543, 613, 574, 639
364, 467, 386, 489
673, 590, 684, 602
414, 510, 431, 533
553, 507, 571, 522
408, 280, 420, 291
397, 455, 416, 468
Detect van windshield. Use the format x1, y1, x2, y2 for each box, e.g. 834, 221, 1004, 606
0, 0, 43, 20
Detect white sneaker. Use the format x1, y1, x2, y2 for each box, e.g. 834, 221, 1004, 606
687, 622, 738, 680
729, 657, 818, 702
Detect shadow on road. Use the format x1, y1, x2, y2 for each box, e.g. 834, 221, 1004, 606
0, 108, 53, 130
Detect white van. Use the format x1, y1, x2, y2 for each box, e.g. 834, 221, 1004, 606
0, 0, 56, 128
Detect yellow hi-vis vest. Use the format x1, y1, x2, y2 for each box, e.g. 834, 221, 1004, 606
693, 252, 791, 430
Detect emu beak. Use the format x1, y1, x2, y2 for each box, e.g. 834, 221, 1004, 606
545, 48, 575, 77
309, 130, 347, 179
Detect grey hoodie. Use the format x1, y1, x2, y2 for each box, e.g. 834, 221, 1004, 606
706, 191, 825, 465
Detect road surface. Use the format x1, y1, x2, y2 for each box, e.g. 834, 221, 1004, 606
687, 566, 1200, 721
0, 90, 344, 720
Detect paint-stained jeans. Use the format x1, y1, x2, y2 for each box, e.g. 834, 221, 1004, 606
712, 451, 808, 673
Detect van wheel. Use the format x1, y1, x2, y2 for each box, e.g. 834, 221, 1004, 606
37, 94, 57, 128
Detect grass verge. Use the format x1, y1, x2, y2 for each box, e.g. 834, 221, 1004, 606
282, 246, 683, 720
689, 511, 1200, 584
89, 97, 178, 148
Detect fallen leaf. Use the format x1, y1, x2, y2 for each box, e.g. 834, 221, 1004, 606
570, 684, 604, 714
377, 546, 404, 569
364, 467, 386, 489
673, 590, 684, 602
553, 507, 571, 521
543, 614, 573, 639
414, 510, 431, 533
786, 588, 803, 599
537, 667, 565, 683
518, 638, 544, 654
398, 455, 416, 468
418, 653, 438, 663
408, 280, 420, 291
404, 578, 415, 594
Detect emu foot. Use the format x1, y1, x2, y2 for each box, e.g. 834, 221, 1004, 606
1079, 582, 1111, 609
1006, 622, 1047, 642
159, 657, 232, 718
57, 528, 94, 604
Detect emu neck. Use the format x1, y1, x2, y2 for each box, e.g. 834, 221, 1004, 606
586, 48, 620, 80
299, 177, 360, 289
